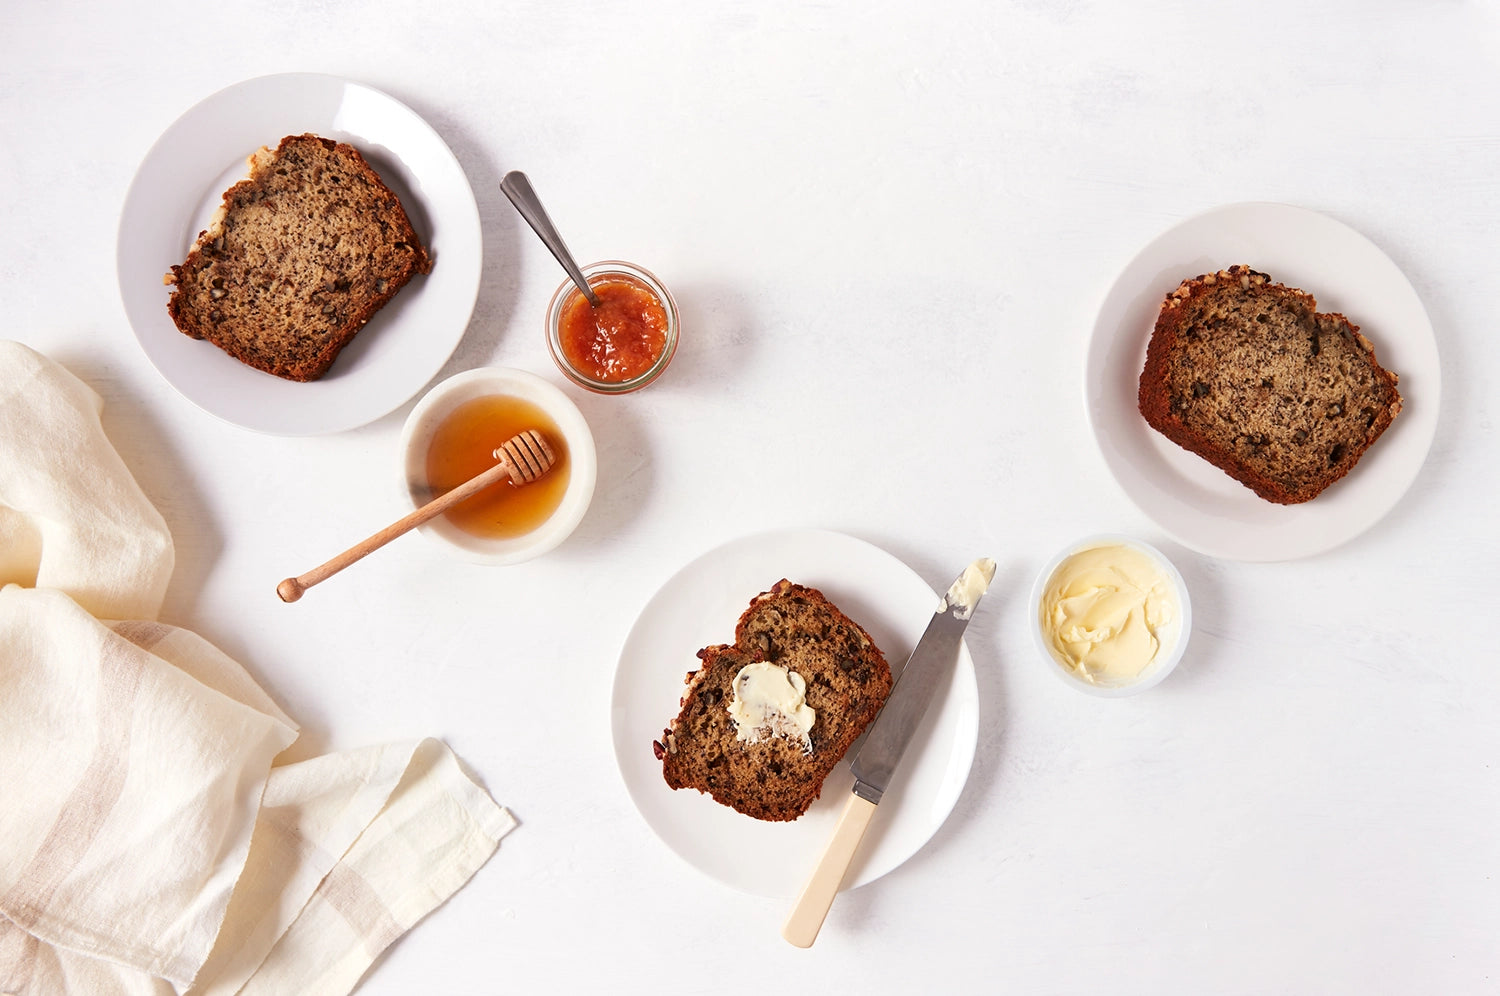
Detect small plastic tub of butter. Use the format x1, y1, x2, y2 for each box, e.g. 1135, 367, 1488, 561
1029, 534, 1191, 697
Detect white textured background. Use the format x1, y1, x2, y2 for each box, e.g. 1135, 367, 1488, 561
3, 1, 1497, 992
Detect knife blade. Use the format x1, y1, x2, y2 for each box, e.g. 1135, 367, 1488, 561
781, 558, 995, 948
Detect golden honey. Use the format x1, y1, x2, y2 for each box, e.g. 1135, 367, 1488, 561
420, 395, 570, 539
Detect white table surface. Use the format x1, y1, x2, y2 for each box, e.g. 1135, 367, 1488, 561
5, 1, 1498, 992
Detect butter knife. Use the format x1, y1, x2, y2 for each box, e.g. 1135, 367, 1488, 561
782, 557, 996, 947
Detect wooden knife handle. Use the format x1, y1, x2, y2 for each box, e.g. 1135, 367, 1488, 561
781, 793, 878, 948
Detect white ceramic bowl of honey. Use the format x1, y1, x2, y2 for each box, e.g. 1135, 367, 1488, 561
398, 367, 596, 564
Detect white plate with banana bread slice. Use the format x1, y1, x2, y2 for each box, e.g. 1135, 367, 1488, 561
611, 529, 979, 897
117, 74, 481, 435
1087, 202, 1440, 561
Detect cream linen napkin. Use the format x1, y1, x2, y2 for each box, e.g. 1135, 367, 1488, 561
0, 342, 515, 995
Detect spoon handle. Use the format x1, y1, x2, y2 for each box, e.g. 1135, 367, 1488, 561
500, 170, 600, 307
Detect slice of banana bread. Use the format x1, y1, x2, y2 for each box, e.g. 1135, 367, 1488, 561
165, 134, 431, 381
654, 580, 893, 822
1138, 266, 1403, 504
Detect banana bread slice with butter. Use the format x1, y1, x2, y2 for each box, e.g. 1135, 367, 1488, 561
655, 580, 893, 822
1138, 265, 1402, 504
165, 134, 431, 381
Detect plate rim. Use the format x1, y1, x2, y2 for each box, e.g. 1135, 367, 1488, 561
115, 71, 482, 436
608, 527, 980, 896
1084, 200, 1441, 562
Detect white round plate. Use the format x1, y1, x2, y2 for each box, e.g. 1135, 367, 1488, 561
611, 529, 979, 897
1087, 202, 1440, 561
117, 73, 482, 435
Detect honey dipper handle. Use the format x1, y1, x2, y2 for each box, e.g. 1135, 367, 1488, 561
276, 457, 517, 603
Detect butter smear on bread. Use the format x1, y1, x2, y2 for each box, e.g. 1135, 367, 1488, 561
727, 662, 816, 753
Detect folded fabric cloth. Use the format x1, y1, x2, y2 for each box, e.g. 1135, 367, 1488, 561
0, 342, 514, 995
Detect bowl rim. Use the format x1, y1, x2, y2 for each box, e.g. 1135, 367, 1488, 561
1028, 532, 1192, 698
397, 366, 597, 564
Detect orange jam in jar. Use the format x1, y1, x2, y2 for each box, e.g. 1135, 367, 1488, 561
547, 261, 678, 394
559, 275, 667, 382
420, 394, 570, 539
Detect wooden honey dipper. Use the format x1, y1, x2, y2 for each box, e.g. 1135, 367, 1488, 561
277, 429, 557, 603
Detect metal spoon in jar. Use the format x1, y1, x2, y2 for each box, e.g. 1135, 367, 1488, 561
500, 170, 600, 308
